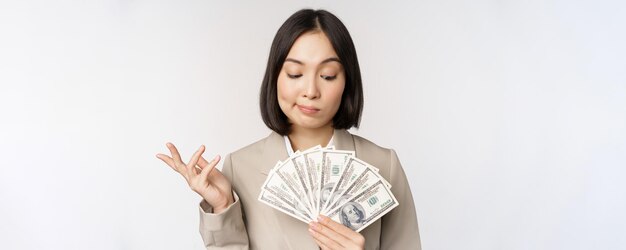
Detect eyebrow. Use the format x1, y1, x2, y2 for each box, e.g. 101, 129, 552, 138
284, 57, 341, 65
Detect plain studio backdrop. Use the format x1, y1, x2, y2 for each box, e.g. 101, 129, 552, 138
1, 0, 625, 249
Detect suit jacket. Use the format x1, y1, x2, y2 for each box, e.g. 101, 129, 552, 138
198, 129, 421, 250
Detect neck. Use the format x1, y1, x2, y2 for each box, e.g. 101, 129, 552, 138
288, 124, 334, 151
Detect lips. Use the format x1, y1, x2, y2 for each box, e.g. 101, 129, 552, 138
296, 104, 320, 114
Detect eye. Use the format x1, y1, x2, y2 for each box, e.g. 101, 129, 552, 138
287, 73, 302, 79
321, 75, 337, 81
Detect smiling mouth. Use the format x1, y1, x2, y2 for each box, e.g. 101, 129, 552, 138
297, 105, 320, 114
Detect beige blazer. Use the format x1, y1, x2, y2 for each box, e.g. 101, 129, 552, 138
198, 129, 421, 250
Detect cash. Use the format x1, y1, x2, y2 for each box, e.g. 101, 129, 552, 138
258, 146, 398, 232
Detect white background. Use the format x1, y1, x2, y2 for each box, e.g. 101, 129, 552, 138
1, 0, 625, 249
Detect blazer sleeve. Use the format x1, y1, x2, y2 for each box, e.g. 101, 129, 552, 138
380, 149, 422, 250
198, 154, 250, 250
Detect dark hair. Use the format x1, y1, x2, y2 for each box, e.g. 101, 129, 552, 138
260, 9, 364, 135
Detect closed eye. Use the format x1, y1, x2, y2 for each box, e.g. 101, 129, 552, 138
321, 75, 337, 81
287, 73, 302, 79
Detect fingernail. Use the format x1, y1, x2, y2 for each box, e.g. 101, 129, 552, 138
309, 222, 318, 230
208, 155, 218, 163
317, 215, 326, 223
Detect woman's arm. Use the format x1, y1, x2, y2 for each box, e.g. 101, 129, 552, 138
198, 154, 250, 249
156, 144, 249, 249
380, 149, 422, 249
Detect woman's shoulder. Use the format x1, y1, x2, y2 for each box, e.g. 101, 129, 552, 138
347, 132, 405, 186
227, 134, 272, 158
226, 131, 286, 163
349, 132, 394, 156
344, 131, 400, 170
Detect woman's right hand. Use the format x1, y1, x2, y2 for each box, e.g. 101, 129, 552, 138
156, 143, 234, 213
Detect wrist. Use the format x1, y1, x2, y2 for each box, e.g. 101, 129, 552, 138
212, 194, 234, 214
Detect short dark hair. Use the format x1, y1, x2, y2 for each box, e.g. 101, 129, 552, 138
260, 9, 364, 135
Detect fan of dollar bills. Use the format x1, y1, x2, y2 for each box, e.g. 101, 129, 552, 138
258, 146, 398, 232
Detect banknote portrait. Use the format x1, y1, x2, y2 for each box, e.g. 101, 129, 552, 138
327, 188, 345, 207
339, 202, 366, 230
332, 194, 351, 211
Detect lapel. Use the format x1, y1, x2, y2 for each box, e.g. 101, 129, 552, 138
332, 129, 357, 155
258, 131, 289, 175
256, 129, 357, 249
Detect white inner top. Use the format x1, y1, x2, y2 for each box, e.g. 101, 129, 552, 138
283, 133, 335, 157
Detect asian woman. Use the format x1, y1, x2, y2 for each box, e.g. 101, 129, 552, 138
156, 9, 421, 250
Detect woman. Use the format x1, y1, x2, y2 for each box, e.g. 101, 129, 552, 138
156, 9, 421, 250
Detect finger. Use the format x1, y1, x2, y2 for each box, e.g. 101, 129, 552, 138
197, 155, 210, 168
199, 155, 220, 181
193, 156, 211, 175
166, 142, 185, 166
311, 221, 350, 248
186, 145, 206, 177
318, 215, 360, 240
196, 155, 216, 172
309, 225, 342, 249
313, 238, 331, 250
156, 153, 177, 171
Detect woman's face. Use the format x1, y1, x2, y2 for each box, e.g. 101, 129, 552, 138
277, 31, 345, 132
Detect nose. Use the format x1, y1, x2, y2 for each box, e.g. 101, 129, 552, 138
302, 75, 320, 100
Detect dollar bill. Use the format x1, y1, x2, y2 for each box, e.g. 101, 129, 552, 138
318, 150, 354, 213
321, 157, 369, 213
258, 188, 312, 223
303, 148, 323, 216
275, 159, 315, 217
327, 180, 399, 233
262, 164, 314, 219
322, 160, 387, 214
290, 152, 317, 216
259, 147, 398, 231
350, 161, 392, 189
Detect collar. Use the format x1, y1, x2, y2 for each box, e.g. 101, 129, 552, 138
259, 129, 355, 175
283, 133, 335, 157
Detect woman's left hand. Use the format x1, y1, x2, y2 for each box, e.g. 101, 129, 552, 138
309, 215, 365, 250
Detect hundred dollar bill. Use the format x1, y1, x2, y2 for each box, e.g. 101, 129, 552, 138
323, 161, 386, 214
327, 180, 399, 233
321, 157, 369, 213
258, 188, 311, 223
343, 159, 391, 189
322, 157, 392, 213
262, 164, 313, 219
291, 146, 321, 215
303, 148, 323, 216
318, 150, 354, 213
275, 158, 315, 217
